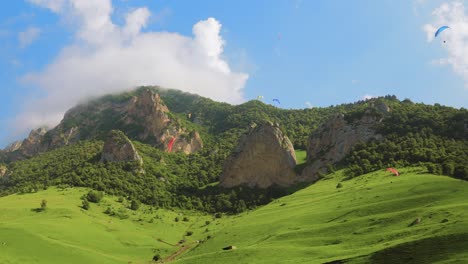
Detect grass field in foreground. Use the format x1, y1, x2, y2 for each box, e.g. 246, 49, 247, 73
177, 168, 468, 264
1, 168, 467, 264
0, 187, 218, 264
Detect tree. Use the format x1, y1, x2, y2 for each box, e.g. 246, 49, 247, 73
86, 190, 104, 203
82, 199, 90, 210
130, 200, 140, 211
40, 199, 47, 211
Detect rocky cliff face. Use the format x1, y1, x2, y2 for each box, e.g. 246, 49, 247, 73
122, 89, 202, 154
3, 141, 23, 152
220, 122, 297, 188
3, 88, 202, 160
2, 128, 48, 160
301, 104, 390, 181
165, 130, 203, 154
124, 89, 171, 143
101, 130, 143, 165
0, 165, 7, 178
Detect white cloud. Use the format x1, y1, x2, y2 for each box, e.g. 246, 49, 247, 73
17, 0, 249, 133
27, 0, 65, 12
18, 26, 41, 48
423, 1, 468, 87
362, 94, 376, 100
305, 101, 313, 108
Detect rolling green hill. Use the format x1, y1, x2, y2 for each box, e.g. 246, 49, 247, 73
1, 168, 467, 263
0, 187, 217, 264
176, 168, 468, 264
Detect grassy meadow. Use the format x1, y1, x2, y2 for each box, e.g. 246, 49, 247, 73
0, 188, 218, 264
1, 168, 467, 263
177, 168, 468, 263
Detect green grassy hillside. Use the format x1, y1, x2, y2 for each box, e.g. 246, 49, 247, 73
0, 187, 217, 264
177, 168, 468, 263
1, 169, 467, 264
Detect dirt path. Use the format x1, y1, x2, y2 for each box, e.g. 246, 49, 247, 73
157, 238, 178, 247
163, 243, 194, 263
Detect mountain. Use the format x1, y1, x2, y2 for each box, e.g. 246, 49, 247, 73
1, 87, 468, 263
2, 88, 203, 161
1, 88, 467, 206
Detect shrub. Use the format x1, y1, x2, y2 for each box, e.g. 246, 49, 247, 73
336, 183, 343, 189
152, 254, 161, 262
82, 199, 90, 210
130, 200, 140, 211
174, 217, 179, 222
104, 206, 114, 215
86, 190, 104, 203
40, 199, 47, 211
186, 231, 193, 236
182, 216, 189, 222
115, 208, 129, 219
205, 220, 211, 226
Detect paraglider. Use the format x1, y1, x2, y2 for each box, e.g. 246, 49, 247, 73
272, 98, 280, 104
386, 168, 399, 176
435, 26, 450, 43
167, 137, 176, 152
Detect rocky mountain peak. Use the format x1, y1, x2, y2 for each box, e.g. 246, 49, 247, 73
131, 89, 169, 115
3, 141, 23, 152
220, 122, 297, 188
28, 127, 47, 142
101, 130, 143, 166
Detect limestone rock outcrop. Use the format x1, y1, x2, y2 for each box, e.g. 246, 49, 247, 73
2, 88, 203, 161
2, 128, 48, 160
220, 122, 297, 188
125, 89, 171, 143
0, 165, 7, 178
101, 130, 143, 165
301, 103, 390, 181
3, 141, 23, 152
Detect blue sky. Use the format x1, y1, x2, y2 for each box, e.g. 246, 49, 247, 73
1, 0, 467, 147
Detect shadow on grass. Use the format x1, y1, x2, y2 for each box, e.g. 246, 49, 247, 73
369, 233, 468, 264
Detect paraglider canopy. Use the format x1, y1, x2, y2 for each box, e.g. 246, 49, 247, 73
386, 168, 399, 176
257, 95, 264, 100
435, 26, 450, 38
272, 98, 280, 104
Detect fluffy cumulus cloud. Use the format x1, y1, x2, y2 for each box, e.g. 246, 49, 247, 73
18, 26, 41, 48
423, 1, 468, 87
18, 0, 248, 131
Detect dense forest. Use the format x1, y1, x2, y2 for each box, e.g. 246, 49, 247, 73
345, 100, 468, 180
1, 88, 467, 214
